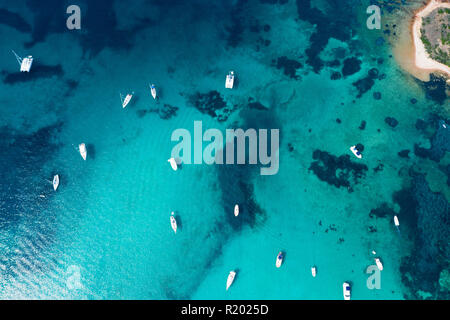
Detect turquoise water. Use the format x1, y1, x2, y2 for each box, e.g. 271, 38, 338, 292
0, 0, 448, 299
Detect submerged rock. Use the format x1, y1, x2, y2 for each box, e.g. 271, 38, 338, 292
373, 91, 382, 100
189, 90, 234, 122
342, 57, 362, 77
275, 56, 303, 80
398, 149, 410, 158
309, 150, 368, 190
385, 117, 399, 128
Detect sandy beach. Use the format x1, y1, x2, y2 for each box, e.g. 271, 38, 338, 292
412, 0, 450, 78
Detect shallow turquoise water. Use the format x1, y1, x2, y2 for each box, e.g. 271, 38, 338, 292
0, 0, 448, 299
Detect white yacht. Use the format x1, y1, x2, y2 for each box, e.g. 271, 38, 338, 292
311, 266, 317, 277
394, 215, 399, 227
168, 157, 178, 171
79, 143, 87, 160
12, 50, 33, 72
276, 251, 284, 268
52, 174, 59, 191
234, 204, 239, 217
226, 271, 236, 290
170, 212, 177, 234
120, 92, 133, 108
225, 71, 234, 89
150, 84, 157, 100
375, 258, 383, 271
343, 282, 351, 300
350, 145, 362, 159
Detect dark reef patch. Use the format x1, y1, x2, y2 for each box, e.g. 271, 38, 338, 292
385, 117, 398, 128
248, 101, 269, 111
3, 64, 64, 84
420, 74, 448, 105
295, 0, 354, 73
188, 90, 235, 122
309, 150, 368, 191
398, 149, 410, 159
399, 174, 450, 299
225, 0, 247, 48
352, 68, 380, 98
373, 91, 382, 100
369, 203, 396, 218
330, 71, 342, 80
342, 57, 362, 77
274, 56, 303, 80
144, 104, 179, 120
359, 120, 367, 130
0, 8, 32, 33
414, 119, 450, 162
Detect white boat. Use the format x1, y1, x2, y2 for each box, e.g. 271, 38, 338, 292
168, 157, 178, 171
120, 92, 133, 108
226, 271, 236, 290
311, 266, 317, 277
350, 145, 362, 159
234, 204, 239, 217
150, 84, 157, 100
375, 258, 383, 271
170, 212, 177, 234
394, 215, 399, 227
53, 174, 59, 191
225, 71, 234, 89
343, 282, 351, 300
79, 143, 87, 160
12, 50, 33, 72
276, 251, 284, 268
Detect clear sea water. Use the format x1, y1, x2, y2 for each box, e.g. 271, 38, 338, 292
0, 0, 448, 299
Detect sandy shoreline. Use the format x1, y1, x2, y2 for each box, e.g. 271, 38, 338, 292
412, 0, 450, 79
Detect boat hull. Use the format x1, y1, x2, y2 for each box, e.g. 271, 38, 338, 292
170, 215, 177, 234
53, 175, 59, 191
234, 204, 239, 217
168, 158, 178, 171
226, 271, 236, 290
79, 143, 87, 160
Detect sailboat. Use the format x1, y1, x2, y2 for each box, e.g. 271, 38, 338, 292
12, 50, 33, 72
225, 71, 234, 89
53, 174, 60, 191
168, 157, 178, 171
234, 204, 239, 217
170, 212, 177, 234
120, 92, 133, 108
149, 84, 157, 100
226, 271, 236, 290
79, 143, 87, 160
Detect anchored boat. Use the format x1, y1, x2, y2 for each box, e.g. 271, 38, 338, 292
343, 282, 351, 300
276, 251, 284, 268
170, 212, 177, 234
12, 50, 33, 72
375, 258, 383, 271
226, 271, 236, 290
150, 84, 157, 99
234, 204, 239, 217
79, 143, 87, 160
53, 174, 59, 191
120, 92, 133, 108
168, 157, 178, 171
350, 145, 362, 159
311, 266, 317, 277
225, 71, 234, 89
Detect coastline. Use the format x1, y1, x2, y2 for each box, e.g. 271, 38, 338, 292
412, 0, 450, 80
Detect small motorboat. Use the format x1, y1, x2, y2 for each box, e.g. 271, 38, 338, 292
150, 84, 157, 100
311, 266, 317, 277
79, 143, 87, 160
120, 92, 133, 108
226, 271, 236, 290
394, 215, 399, 227
234, 204, 239, 217
375, 258, 383, 271
225, 71, 234, 89
350, 145, 362, 159
53, 174, 59, 191
276, 251, 284, 268
343, 282, 351, 300
12, 50, 33, 72
170, 212, 177, 234
168, 157, 178, 171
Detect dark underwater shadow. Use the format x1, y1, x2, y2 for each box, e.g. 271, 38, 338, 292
86, 143, 96, 160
